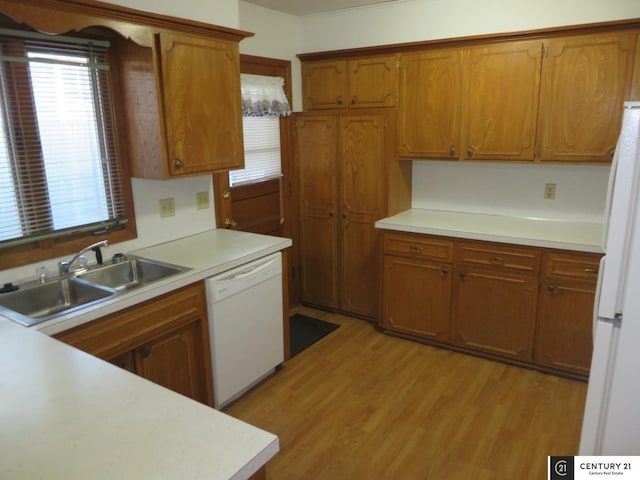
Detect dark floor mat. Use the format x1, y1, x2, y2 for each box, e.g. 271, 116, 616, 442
289, 314, 340, 358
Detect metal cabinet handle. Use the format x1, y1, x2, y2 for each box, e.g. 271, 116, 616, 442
409, 245, 424, 253
449, 147, 456, 157
489, 255, 504, 263
548, 284, 557, 292
141, 347, 151, 359
584, 268, 599, 274
223, 218, 237, 228
441, 267, 449, 276
466, 147, 474, 158
174, 159, 183, 171
460, 271, 466, 279
328, 211, 334, 217
336, 97, 344, 105
350, 97, 357, 105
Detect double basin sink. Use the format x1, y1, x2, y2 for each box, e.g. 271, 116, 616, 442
0, 256, 189, 327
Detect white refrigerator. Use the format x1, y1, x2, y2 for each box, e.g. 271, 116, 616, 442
579, 101, 640, 455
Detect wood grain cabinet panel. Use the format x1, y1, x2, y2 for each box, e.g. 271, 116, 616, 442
537, 32, 636, 163
534, 252, 601, 376
54, 282, 214, 406
398, 48, 463, 159
381, 233, 453, 342
296, 111, 395, 319
461, 40, 542, 161
301, 56, 398, 110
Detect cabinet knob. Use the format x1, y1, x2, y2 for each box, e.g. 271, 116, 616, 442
441, 267, 449, 276
222, 190, 231, 200
460, 271, 466, 279
141, 347, 151, 359
449, 147, 456, 157
223, 218, 237, 228
342, 213, 348, 219
328, 211, 335, 217
409, 245, 424, 254
174, 159, 184, 171
548, 284, 557, 292
336, 97, 343, 105
350, 97, 357, 105
466, 147, 474, 158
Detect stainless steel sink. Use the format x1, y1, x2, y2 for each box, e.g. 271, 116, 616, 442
76, 256, 187, 291
0, 255, 189, 327
0, 277, 116, 327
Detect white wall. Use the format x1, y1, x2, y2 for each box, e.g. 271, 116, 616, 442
102, 0, 239, 29
298, 0, 640, 52
238, 2, 303, 110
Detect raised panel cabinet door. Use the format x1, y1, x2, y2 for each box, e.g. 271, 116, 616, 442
296, 115, 339, 308
339, 115, 387, 317
135, 320, 210, 405
451, 268, 538, 361
461, 40, 542, 161
382, 255, 452, 341
537, 33, 636, 163
158, 31, 244, 175
534, 281, 595, 376
301, 60, 349, 109
348, 55, 398, 108
398, 48, 463, 159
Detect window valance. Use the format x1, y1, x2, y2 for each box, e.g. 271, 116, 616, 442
241, 73, 291, 117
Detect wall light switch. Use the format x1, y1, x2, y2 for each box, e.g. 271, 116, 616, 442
159, 197, 175, 218
196, 191, 210, 210
544, 183, 556, 200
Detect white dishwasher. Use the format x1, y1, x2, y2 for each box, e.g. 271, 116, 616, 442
205, 252, 284, 409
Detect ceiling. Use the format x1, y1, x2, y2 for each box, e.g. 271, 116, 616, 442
242, 0, 400, 16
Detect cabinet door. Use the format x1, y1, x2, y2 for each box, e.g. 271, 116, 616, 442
301, 60, 349, 109
398, 48, 463, 159
136, 321, 210, 404
451, 268, 538, 361
110, 351, 136, 373
537, 33, 636, 163
339, 115, 387, 317
382, 255, 452, 341
158, 31, 244, 175
534, 281, 595, 376
461, 40, 542, 161
349, 55, 398, 108
296, 115, 339, 308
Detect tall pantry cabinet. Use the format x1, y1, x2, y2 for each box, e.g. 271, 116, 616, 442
295, 111, 404, 318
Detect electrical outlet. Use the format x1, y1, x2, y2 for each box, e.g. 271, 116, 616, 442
196, 191, 209, 210
159, 197, 175, 218
544, 183, 556, 200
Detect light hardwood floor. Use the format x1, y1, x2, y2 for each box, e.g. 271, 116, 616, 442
225, 306, 588, 479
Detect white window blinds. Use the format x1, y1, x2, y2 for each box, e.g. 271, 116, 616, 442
0, 28, 127, 245
230, 116, 281, 187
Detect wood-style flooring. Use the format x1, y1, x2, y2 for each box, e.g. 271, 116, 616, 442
225, 306, 588, 479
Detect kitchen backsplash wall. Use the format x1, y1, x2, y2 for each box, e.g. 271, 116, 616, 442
0, 176, 216, 285
412, 161, 610, 223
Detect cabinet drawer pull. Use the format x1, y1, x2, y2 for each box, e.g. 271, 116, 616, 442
489, 255, 504, 263
174, 159, 183, 171
350, 97, 357, 105
548, 284, 557, 292
441, 267, 449, 276
584, 268, 599, 274
409, 245, 424, 253
460, 271, 466, 279
449, 146, 456, 157
466, 146, 474, 158
336, 97, 343, 105
141, 347, 151, 359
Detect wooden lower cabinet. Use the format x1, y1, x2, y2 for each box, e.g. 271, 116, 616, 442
380, 232, 598, 378
450, 267, 538, 361
534, 252, 600, 376
54, 282, 214, 406
381, 255, 452, 342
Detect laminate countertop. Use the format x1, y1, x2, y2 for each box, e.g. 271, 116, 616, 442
375, 208, 603, 253
0, 229, 292, 480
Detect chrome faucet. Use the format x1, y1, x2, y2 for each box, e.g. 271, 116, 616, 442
58, 240, 109, 275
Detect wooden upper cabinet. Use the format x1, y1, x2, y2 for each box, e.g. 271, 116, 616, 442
301, 55, 398, 110
301, 60, 349, 109
398, 48, 463, 159
399, 40, 542, 161
537, 32, 636, 163
461, 40, 542, 161
348, 56, 398, 108
156, 31, 244, 176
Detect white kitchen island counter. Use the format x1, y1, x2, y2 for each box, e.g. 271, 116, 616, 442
0, 317, 278, 480
375, 208, 603, 253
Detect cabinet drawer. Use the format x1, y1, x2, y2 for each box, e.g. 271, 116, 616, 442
384, 233, 453, 262
455, 241, 540, 274
542, 252, 601, 283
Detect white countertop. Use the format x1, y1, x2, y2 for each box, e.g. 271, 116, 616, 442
0, 228, 292, 480
375, 208, 603, 253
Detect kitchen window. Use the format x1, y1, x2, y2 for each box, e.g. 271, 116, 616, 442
0, 28, 134, 268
